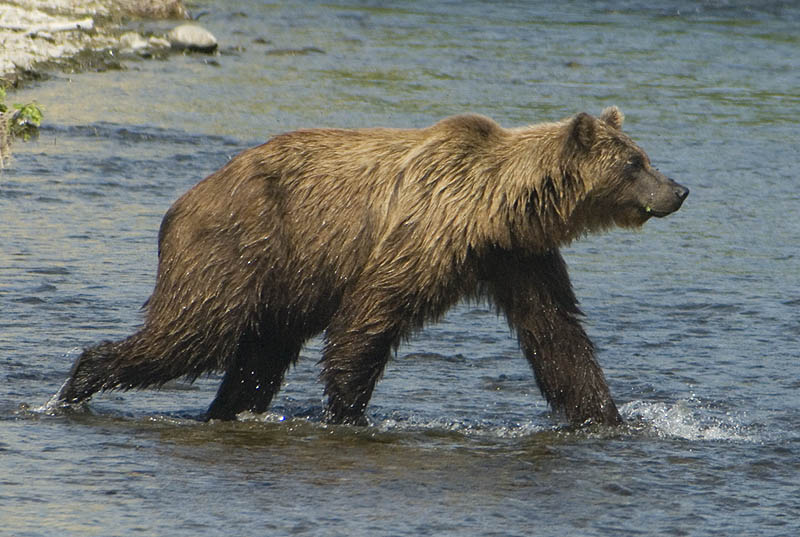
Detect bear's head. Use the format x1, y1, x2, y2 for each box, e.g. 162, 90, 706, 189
565, 106, 689, 233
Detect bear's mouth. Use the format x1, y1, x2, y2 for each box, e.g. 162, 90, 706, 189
643, 205, 672, 218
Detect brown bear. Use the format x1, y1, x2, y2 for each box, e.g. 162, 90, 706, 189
57, 106, 688, 426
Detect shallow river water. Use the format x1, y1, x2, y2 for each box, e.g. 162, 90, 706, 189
2, 1, 800, 536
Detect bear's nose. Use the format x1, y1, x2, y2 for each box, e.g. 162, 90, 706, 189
674, 184, 689, 201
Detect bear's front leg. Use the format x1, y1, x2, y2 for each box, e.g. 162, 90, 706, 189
515, 309, 622, 426
488, 249, 622, 426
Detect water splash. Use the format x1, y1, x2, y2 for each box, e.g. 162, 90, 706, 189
621, 398, 757, 443
374, 413, 548, 439
25, 383, 758, 446
32, 378, 75, 416
233, 408, 549, 439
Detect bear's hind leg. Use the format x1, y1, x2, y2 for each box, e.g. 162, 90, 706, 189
57, 326, 215, 406
320, 285, 407, 425
205, 335, 301, 421
320, 332, 393, 426
320, 331, 393, 426
57, 341, 121, 405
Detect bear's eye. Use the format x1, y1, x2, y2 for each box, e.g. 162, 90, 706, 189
625, 156, 644, 170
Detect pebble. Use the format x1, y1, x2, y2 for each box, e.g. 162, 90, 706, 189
167, 24, 218, 53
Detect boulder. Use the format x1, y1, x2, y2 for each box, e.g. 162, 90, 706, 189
167, 24, 217, 53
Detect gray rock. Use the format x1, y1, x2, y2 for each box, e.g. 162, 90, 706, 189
167, 24, 218, 53
119, 31, 149, 52
148, 36, 171, 49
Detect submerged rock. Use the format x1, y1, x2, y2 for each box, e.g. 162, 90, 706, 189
167, 24, 218, 53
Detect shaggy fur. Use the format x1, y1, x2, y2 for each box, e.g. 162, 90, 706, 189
57, 107, 688, 425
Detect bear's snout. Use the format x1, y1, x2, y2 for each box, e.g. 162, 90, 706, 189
639, 172, 689, 218
674, 183, 689, 203
658, 180, 689, 215
661, 178, 689, 215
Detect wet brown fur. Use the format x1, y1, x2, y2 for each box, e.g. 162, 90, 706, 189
59, 107, 683, 425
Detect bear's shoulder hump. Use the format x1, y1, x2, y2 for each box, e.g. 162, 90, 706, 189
432, 113, 502, 141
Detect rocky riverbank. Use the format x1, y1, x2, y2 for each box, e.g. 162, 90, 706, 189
0, 0, 222, 164
0, 0, 220, 85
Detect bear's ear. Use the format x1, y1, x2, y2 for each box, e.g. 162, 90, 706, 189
600, 106, 624, 130
568, 112, 596, 151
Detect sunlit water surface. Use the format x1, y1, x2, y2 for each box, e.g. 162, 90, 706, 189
2, 1, 799, 535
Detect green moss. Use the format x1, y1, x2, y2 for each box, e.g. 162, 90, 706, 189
10, 101, 44, 141
1, 86, 43, 139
